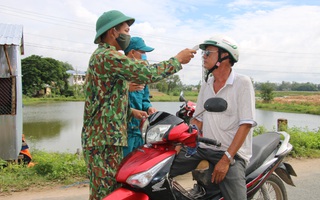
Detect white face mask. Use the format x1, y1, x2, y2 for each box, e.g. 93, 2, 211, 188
134, 51, 147, 61
140, 53, 147, 60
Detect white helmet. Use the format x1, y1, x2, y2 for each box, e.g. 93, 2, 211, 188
199, 35, 239, 62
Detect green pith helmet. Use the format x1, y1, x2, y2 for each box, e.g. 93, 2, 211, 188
199, 35, 239, 62
94, 10, 135, 44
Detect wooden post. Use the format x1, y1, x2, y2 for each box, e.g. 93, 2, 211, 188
277, 118, 288, 131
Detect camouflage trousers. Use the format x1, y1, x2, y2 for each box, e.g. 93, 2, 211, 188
83, 145, 123, 200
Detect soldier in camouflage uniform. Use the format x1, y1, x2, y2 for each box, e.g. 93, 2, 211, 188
81, 10, 196, 199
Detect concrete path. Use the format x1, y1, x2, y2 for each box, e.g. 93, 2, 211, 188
1, 158, 319, 200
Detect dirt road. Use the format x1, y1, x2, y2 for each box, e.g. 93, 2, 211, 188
1, 158, 319, 200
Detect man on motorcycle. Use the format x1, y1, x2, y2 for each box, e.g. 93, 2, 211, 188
170, 35, 257, 200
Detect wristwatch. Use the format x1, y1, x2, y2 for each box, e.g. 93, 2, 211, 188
224, 151, 235, 165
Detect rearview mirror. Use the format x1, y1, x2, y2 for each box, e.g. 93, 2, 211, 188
179, 91, 187, 102
204, 97, 227, 112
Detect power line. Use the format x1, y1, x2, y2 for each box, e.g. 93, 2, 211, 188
0, 5, 93, 26
25, 32, 93, 45
24, 42, 320, 75
2, 4, 319, 57
235, 68, 320, 75
25, 42, 92, 54
6, 4, 319, 76
0, 5, 94, 31
243, 48, 320, 56
25, 31, 320, 60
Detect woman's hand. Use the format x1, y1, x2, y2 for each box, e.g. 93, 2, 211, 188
129, 82, 145, 92
132, 108, 148, 120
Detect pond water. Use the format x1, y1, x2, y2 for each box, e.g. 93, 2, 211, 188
23, 101, 320, 153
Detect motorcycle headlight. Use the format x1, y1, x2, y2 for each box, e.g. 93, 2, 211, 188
145, 124, 171, 144
126, 156, 172, 188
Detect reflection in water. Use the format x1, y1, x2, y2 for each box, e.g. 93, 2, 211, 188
23, 101, 320, 153
24, 121, 67, 139
23, 102, 84, 152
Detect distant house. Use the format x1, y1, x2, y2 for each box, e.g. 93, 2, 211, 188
66, 70, 86, 86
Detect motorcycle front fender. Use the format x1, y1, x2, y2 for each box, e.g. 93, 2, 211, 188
102, 187, 149, 200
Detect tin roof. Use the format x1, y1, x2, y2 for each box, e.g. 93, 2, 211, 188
66, 70, 86, 76
0, 23, 24, 54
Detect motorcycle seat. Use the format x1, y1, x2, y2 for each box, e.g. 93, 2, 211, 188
246, 132, 280, 175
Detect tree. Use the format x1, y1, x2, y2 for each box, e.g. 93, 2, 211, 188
278, 81, 291, 91
21, 55, 70, 97
43, 58, 70, 95
22, 55, 47, 96
197, 80, 201, 91
292, 82, 318, 91
61, 61, 74, 71
166, 74, 182, 94
260, 82, 275, 103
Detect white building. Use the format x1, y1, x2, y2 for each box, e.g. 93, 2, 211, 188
66, 70, 86, 86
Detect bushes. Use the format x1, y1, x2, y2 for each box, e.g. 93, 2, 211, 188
32, 150, 87, 180
0, 150, 87, 193
254, 126, 320, 158
289, 127, 320, 157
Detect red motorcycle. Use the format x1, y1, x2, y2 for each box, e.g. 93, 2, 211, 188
103, 95, 296, 200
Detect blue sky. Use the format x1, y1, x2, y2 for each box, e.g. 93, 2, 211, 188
1, 0, 319, 85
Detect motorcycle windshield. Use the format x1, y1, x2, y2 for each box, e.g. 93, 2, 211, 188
148, 111, 184, 126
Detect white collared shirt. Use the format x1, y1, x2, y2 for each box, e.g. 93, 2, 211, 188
194, 70, 257, 163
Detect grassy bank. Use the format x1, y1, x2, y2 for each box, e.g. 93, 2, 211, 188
271, 91, 320, 97
256, 102, 320, 115
0, 150, 87, 194
1, 126, 319, 193
148, 90, 199, 102
22, 95, 84, 105
23, 91, 320, 116
256, 91, 320, 115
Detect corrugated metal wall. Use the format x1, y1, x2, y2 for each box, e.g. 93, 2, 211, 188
0, 23, 23, 160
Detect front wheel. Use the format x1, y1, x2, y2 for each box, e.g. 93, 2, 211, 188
249, 174, 288, 200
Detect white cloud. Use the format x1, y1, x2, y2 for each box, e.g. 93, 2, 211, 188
1, 0, 319, 85
228, 5, 320, 83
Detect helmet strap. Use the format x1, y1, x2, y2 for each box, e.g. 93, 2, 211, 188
204, 51, 230, 82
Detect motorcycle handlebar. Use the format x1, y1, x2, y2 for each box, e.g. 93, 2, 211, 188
198, 137, 221, 147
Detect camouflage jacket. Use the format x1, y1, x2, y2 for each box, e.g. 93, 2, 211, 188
81, 43, 182, 148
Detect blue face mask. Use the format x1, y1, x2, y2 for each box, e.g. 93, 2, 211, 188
141, 54, 147, 60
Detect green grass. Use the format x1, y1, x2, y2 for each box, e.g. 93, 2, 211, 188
1, 126, 320, 193
256, 102, 320, 115
253, 126, 320, 158
0, 150, 87, 193
256, 91, 320, 98
273, 91, 320, 97
22, 95, 85, 105
151, 94, 198, 102
288, 127, 320, 158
